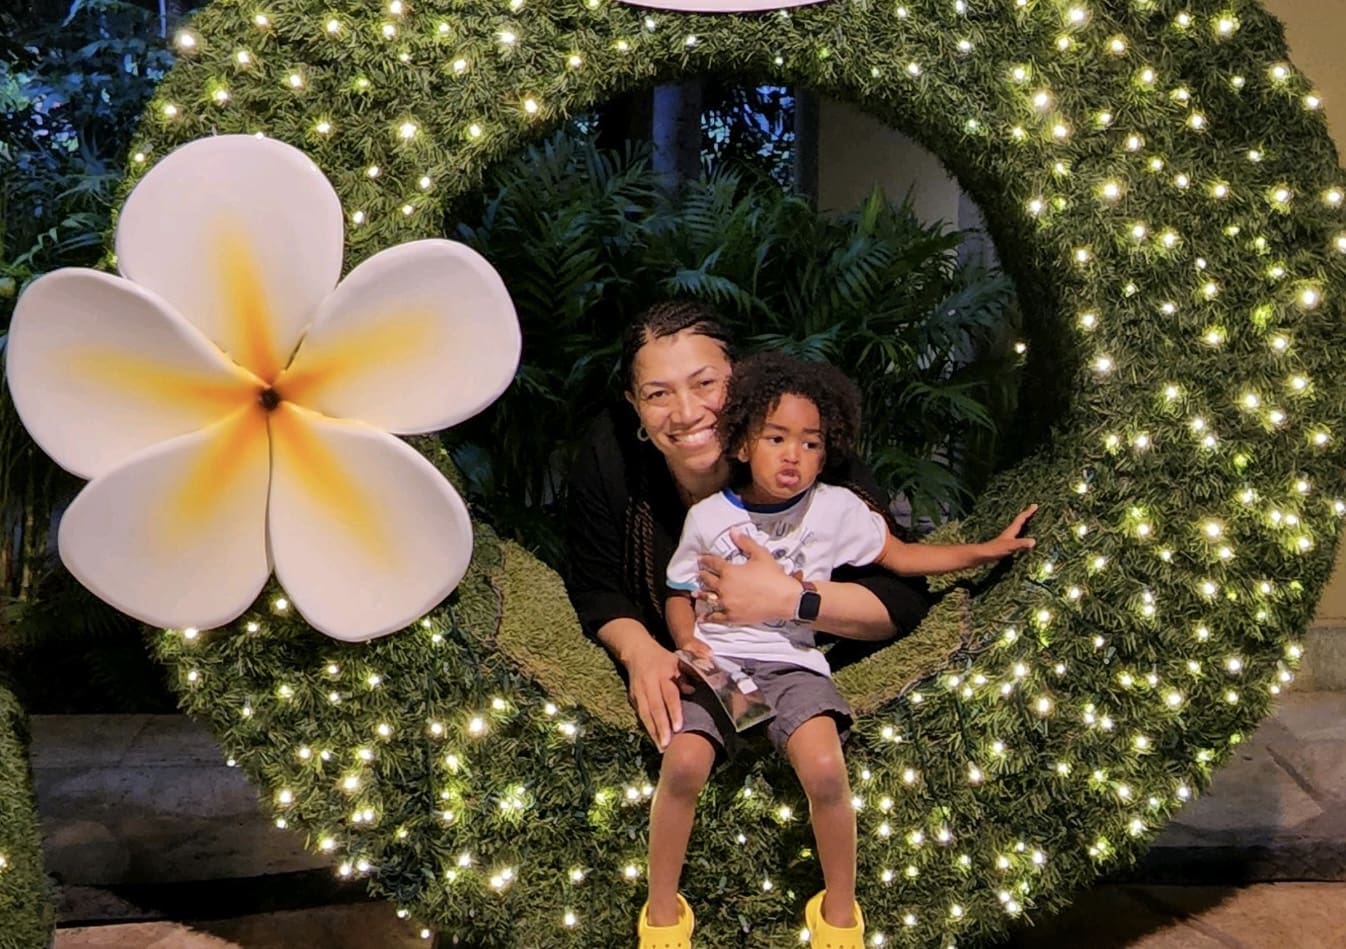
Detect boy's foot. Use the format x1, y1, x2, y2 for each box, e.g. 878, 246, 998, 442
638, 893, 695, 949
805, 890, 865, 949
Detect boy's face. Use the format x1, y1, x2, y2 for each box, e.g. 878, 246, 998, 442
736, 393, 824, 502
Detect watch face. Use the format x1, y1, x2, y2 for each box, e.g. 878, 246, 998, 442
798, 590, 822, 622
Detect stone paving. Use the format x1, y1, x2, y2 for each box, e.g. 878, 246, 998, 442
1006, 883, 1346, 948
51, 883, 1346, 948
33, 691, 1346, 947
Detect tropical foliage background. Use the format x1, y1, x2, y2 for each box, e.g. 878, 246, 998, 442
447, 131, 1022, 565
1, 0, 179, 710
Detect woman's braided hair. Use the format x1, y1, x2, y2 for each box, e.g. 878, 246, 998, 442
620, 301, 733, 620
619, 300, 733, 389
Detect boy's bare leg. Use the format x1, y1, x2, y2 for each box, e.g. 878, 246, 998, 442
646, 731, 716, 926
787, 715, 856, 927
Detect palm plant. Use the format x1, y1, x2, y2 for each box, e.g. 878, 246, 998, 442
0, 0, 173, 691
446, 132, 663, 564
446, 131, 1021, 563
646, 176, 1021, 524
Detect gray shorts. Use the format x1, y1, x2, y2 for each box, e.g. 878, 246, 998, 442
677, 657, 852, 759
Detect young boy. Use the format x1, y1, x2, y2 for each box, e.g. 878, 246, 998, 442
639, 351, 1037, 949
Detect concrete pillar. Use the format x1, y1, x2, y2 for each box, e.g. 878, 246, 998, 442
652, 81, 703, 192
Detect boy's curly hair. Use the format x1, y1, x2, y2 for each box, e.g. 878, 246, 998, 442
717, 350, 863, 482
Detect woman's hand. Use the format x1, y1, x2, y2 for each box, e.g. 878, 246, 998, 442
695, 530, 799, 626
622, 637, 685, 749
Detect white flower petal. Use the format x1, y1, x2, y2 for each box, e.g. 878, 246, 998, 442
6, 269, 260, 480
58, 405, 272, 630
276, 240, 520, 434
267, 404, 473, 641
115, 135, 344, 380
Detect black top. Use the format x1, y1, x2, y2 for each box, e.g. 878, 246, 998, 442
563, 407, 931, 651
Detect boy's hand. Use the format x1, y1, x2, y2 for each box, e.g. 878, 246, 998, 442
675, 640, 714, 695
982, 504, 1038, 560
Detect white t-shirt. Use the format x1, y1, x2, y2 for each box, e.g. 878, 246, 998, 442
666, 483, 889, 677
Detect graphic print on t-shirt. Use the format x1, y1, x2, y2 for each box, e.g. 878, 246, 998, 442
665, 484, 889, 676
710, 514, 812, 581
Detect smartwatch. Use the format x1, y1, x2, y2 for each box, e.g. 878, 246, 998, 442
794, 580, 821, 623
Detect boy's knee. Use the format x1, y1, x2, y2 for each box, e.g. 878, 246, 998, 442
659, 741, 713, 798
798, 751, 849, 807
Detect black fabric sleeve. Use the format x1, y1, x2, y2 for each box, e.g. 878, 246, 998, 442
563, 416, 646, 642
828, 455, 933, 638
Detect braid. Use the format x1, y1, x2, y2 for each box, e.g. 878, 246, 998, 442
620, 300, 733, 390
623, 460, 665, 624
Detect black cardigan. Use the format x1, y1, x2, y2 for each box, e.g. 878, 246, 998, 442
563, 408, 931, 651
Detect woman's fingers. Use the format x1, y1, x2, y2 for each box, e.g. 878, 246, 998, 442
637, 680, 675, 748
696, 555, 726, 594
701, 552, 798, 627
626, 645, 685, 748
629, 687, 662, 748
660, 677, 684, 733
698, 552, 727, 575
728, 528, 774, 560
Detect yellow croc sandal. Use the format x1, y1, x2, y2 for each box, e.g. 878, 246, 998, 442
805, 890, 865, 949
637, 893, 694, 949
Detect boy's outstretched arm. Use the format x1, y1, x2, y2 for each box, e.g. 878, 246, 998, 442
875, 504, 1039, 576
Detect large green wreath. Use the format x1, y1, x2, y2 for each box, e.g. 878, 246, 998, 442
134, 0, 1346, 945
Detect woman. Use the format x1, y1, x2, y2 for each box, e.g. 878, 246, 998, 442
564, 300, 930, 749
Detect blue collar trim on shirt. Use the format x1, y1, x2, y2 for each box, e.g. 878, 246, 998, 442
721, 486, 810, 514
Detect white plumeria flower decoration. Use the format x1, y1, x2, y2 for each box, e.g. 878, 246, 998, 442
6, 135, 520, 642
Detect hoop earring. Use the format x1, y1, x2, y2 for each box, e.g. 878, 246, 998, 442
636, 425, 651, 443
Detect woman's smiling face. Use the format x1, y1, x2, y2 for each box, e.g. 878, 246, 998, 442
627, 329, 732, 478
